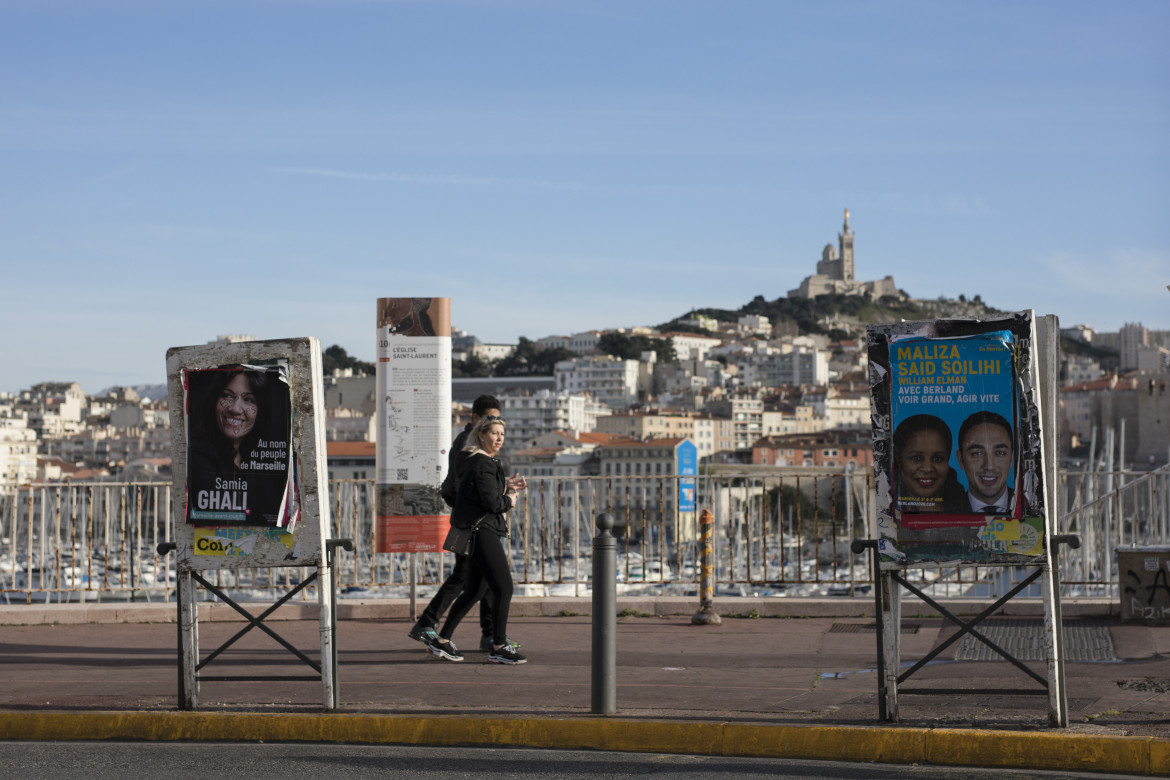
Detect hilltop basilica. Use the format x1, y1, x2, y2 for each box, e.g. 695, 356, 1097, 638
786, 209, 901, 301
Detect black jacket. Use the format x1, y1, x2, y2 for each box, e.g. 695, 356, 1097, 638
449, 451, 511, 535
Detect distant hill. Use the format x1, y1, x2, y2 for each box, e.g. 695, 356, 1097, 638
96, 384, 168, 401
660, 292, 1005, 340
659, 292, 1122, 369
131, 384, 168, 401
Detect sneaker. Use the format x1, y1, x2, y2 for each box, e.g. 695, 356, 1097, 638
425, 637, 463, 662
487, 644, 527, 665
480, 635, 521, 653
407, 623, 438, 644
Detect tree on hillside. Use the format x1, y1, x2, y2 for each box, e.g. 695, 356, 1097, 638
453, 354, 493, 378
597, 332, 677, 362
494, 337, 576, 376
322, 345, 374, 376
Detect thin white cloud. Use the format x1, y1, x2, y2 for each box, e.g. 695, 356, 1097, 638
272, 166, 585, 192
1041, 248, 1170, 299
872, 191, 993, 217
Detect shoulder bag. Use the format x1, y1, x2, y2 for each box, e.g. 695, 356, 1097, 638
442, 516, 484, 557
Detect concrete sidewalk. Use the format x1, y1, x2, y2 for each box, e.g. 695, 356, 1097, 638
1, 597, 1168, 775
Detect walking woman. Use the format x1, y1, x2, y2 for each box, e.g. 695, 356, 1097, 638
426, 415, 528, 664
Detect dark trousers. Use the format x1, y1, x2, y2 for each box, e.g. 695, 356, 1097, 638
418, 553, 494, 635
440, 529, 512, 646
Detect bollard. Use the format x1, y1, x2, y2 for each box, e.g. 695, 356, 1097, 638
692, 508, 722, 625
592, 512, 617, 715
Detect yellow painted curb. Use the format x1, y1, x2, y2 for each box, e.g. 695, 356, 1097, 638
0, 711, 1164, 776
926, 728, 1155, 774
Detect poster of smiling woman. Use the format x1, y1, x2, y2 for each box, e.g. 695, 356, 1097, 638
183, 362, 295, 529
868, 311, 1049, 564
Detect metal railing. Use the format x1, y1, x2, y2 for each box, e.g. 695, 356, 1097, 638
2, 464, 1167, 603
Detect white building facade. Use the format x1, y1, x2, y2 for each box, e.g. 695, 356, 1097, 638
499, 389, 611, 453
555, 356, 641, 409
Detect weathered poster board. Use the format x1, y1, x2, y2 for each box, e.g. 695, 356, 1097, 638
867, 311, 1050, 564
166, 338, 329, 569
374, 298, 453, 553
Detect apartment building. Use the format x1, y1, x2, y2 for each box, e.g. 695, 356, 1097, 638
1064, 355, 1104, 387
554, 355, 642, 409
693, 413, 735, 457
0, 417, 37, 493
751, 432, 873, 469
737, 347, 830, 387
326, 440, 376, 481
537, 330, 605, 356
661, 332, 723, 361
704, 395, 763, 451
499, 389, 610, 453
16, 382, 86, 438
1120, 323, 1149, 372
326, 408, 376, 442
324, 375, 377, 415
510, 444, 599, 479
1060, 375, 1139, 457
761, 403, 823, 436
595, 437, 699, 537
594, 410, 697, 441
738, 314, 771, 336
824, 387, 870, 431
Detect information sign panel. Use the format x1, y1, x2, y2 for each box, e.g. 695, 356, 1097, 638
373, 297, 452, 553
677, 440, 698, 512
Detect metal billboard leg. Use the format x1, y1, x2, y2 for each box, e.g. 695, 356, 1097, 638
882, 570, 900, 722
179, 568, 198, 710
1044, 534, 1080, 727
318, 558, 335, 711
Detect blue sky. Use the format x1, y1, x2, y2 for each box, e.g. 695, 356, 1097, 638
2, 0, 1167, 395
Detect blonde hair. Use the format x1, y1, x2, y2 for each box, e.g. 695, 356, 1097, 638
464, 415, 506, 454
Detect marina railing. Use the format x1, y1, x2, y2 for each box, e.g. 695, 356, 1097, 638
2, 464, 1167, 604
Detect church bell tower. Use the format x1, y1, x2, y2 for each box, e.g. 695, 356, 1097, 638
838, 208, 855, 282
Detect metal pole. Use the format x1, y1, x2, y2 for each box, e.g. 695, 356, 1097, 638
592, 512, 616, 715
409, 552, 417, 622
692, 508, 721, 625
851, 538, 886, 720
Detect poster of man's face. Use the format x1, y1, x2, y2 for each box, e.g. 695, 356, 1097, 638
956, 412, 1014, 511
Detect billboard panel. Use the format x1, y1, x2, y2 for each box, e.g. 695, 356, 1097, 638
868, 312, 1048, 564
166, 337, 328, 570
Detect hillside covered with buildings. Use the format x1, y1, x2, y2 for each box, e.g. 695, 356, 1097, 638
3, 210, 1169, 493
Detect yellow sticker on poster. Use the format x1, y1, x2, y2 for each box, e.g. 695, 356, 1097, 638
979, 517, 1043, 556
1008, 519, 1044, 556
194, 526, 295, 557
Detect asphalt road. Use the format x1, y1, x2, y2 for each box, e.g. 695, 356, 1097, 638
0, 742, 1143, 780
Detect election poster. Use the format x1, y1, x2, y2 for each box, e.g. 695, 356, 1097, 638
868, 312, 1048, 564
374, 297, 453, 553
183, 362, 298, 530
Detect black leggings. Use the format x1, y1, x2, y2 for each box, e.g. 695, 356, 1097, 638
418, 553, 494, 635
440, 528, 512, 645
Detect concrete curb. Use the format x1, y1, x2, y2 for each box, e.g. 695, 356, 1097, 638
0, 711, 1164, 775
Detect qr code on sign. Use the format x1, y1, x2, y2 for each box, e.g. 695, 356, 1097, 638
396, 469, 409, 480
